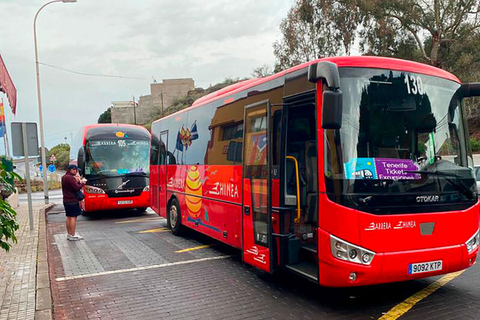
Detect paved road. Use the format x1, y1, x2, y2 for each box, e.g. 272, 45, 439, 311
19, 189, 63, 205
45, 208, 480, 320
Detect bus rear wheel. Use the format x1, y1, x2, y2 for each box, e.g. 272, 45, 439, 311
168, 199, 182, 235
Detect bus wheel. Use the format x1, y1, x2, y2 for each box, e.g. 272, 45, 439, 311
168, 199, 182, 235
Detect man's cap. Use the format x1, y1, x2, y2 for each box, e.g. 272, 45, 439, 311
67, 164, 78, 170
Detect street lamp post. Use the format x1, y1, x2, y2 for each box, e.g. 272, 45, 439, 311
34, 0, 76, 204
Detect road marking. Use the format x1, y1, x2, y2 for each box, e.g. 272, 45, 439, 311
139, 228, 169, 233
379, 270, 466, 320
55, 255, 233, 282
175, 244, 215, 253
115, 217, 159, 224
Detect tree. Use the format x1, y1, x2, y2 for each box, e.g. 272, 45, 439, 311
49, 143, 70, 170
273, 0, 359, 71
251, 65, 274, 78
0, 160, 20, 251
98, 107, 112, 123
274, 0, 480, 81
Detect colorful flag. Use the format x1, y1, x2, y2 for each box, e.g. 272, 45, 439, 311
0, 101, 5, 138
191, 121, 199, 140
175, 130, 183, 151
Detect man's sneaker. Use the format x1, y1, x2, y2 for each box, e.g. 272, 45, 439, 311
67, 234, 84, 241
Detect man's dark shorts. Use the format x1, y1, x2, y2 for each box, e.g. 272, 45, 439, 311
64, 202, 82, 217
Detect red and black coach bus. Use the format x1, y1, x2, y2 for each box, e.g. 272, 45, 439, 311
149, 56, 480, 287
71, 124, 150, 213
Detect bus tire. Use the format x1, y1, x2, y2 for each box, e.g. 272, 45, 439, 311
168, 199, 182, 236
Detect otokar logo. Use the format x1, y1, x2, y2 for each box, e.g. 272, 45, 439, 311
416, 195, 439, 203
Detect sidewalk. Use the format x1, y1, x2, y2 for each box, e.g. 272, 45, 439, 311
0, 202, 54, 320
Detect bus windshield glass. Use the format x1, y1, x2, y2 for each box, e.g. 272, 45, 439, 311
324, 67, 477, 213
85, 139, 150, 177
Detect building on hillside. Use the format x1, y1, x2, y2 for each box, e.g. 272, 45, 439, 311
110, 78, 195, 125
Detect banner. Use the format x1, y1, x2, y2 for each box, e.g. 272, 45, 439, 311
0, 55, 17, 114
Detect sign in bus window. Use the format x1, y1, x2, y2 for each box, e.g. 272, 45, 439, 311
344, 158, 421, 180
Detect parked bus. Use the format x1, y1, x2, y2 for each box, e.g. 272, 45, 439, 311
71, 124, 150, 213
149, 56, 480, 287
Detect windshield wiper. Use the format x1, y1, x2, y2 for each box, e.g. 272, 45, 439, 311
125, 172, 147, 177
405, 170, 475, 200
85, 175, 119, 181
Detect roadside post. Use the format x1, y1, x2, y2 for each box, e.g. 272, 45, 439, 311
11, 122, 39, 230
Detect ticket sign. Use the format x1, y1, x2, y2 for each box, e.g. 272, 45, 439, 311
344, 158, 420, 180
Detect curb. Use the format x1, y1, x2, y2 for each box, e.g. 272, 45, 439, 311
35, 203, 55, 320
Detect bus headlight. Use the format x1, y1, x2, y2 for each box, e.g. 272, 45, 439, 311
465, 229, 480, 253
84, 185, 105, 194
143, 185, 150, 192
330, 235, 375, 265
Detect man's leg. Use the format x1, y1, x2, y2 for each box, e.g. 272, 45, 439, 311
66, 217, 73, 235
71, 216, 77, 236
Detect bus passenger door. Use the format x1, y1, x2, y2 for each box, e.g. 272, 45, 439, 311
242, 101, 272, 273
159, 131, 168, 217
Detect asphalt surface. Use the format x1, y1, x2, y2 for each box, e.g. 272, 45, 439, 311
45, 206, 480, 320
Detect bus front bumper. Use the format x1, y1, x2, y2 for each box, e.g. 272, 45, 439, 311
83, 192, 150, 212
318, 231, 478, 287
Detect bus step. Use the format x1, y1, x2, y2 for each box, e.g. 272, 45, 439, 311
285, 262, 318, 282
301, 243, 317, 254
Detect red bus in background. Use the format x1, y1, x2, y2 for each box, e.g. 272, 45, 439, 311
71, 124, 150, 213
149, 56, 480, 287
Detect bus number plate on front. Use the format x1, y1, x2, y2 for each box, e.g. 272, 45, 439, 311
118, 200, 133, 205
408, 260, 442, 274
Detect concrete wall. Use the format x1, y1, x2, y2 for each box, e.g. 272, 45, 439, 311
110, 78, 195, 125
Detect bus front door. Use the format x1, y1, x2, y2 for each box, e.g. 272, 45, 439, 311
242, 101, 272, 273
159, 131, 168, 217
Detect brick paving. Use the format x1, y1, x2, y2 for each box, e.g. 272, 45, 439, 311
45, 209, 480, 320
0, 203, 52, 320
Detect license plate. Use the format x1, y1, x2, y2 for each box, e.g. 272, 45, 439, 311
408, 260, 442, 274
117, 200, 133, 205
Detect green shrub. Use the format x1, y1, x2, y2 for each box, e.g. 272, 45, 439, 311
471, 137, 480, 152
0, 160, 21, 251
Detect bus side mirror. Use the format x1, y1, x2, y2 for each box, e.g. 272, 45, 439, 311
322, 90, 343, 129
461, 82, 480, 97
77, 147, 85, 174
167, 151, 176, 165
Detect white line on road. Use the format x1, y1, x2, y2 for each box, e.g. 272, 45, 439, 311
55, 255, 233, 282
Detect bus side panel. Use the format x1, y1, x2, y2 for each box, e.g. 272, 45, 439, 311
175, 191, 242, 249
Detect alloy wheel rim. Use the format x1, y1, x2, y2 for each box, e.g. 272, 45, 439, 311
170, 205, 178, 228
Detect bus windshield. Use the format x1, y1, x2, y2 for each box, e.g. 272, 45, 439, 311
85, 139, 150, 177
324, 67, 477, 214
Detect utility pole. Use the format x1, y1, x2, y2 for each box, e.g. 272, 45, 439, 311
132, 96, 136, 125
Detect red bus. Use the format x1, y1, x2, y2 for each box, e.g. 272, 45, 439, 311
149, 56, 480, 287
71, 124, 150, 213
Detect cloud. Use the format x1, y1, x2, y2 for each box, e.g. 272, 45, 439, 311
0, 0, 293, 150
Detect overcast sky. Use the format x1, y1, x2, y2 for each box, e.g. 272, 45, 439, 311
0, 0, 294, 153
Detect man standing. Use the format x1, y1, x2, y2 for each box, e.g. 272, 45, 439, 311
61, 164, 86, 240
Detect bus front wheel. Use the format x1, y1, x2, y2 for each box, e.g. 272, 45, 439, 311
168, 199, 182, 236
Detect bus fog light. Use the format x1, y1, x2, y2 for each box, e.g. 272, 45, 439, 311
349, 272, 356, 281
349, 249, 358, 260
